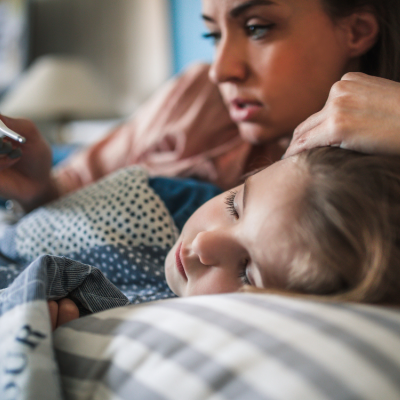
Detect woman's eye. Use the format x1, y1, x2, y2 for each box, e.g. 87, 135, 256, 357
245, 24, 274, 40
202, 32, 221, 45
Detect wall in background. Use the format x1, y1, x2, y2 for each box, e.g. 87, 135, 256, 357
6, 0, 214, 115
28, 0, 173, 115
0, 0, 28, 96
169, 0, 214, 74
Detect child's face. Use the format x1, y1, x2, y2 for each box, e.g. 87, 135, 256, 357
202, 0, 357, 144
165, 157, 306, 296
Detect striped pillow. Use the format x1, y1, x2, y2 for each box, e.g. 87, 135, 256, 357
53, 293, 400, 400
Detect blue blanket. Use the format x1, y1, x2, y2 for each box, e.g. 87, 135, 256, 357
0, 167, 181, 399
0, 166, 224, 399
0, 167, 179, 301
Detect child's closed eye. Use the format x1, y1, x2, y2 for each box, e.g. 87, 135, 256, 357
225, 190, 238, 218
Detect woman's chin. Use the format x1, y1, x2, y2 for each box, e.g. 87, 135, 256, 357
238, 122, 278, 145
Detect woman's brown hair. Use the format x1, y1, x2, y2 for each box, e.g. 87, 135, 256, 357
322, 0, 400, 81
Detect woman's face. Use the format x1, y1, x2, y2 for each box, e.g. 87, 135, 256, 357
202, 0, 357, 144
164, 156, 307, 297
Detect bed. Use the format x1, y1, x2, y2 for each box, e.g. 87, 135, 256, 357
1, 165, 400, 400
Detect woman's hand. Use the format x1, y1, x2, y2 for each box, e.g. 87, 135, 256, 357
284, 73, 400, 158
0, 115, 59, 212
48, 298, 79, 331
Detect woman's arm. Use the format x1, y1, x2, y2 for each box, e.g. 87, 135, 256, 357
53, 63, 239, 196
284, 73, 400, 157
0, 64, 237, 210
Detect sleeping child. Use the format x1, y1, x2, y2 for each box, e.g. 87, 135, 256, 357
1, 147, 400, 330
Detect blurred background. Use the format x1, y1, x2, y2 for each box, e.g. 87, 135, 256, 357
0, 0, 214, 160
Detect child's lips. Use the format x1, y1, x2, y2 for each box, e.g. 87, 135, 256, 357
175, 242, 187, 280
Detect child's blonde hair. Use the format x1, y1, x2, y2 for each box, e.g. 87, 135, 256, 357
250, 147, 400, 305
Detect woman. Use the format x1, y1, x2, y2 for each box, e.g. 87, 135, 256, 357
1, 0, 400, 212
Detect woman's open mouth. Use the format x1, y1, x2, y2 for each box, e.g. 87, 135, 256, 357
229, 98, 263, 123
175, 242, 187, 280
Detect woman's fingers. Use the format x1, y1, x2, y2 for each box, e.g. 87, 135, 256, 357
0, 114, 38, 141
284, 78, 358, 158
0, 155, 21, 169
284, 110, 329, 157
0, 138, 22, 158
293, 108, 325, 137
0, 115, 55, 211
0, 139, 13, 154
8, 148, 22, 159
285, 73, 400, 158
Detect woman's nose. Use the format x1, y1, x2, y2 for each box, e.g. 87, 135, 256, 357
192, 230, 237, 266
208, 36, 248, 84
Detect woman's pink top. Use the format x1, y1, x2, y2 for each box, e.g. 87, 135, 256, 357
54, 64, 284, 195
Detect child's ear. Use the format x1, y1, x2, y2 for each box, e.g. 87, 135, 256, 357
342, 11, 379, 57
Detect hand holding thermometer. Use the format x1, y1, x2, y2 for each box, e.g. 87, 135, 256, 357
0, 119, 26, 143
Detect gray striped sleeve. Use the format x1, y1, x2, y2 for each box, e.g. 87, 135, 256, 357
54, 293, 400, 400
56, 316, 271, 400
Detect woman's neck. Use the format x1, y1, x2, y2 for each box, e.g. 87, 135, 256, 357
244, 136, 291, 173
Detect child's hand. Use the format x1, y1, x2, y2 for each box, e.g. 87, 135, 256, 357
284, 73, 400, 158
48, 298, 79, 331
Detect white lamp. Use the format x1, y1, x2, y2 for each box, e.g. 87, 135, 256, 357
0, 55, 117, 123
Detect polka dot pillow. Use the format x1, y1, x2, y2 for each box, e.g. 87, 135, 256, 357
0, 166, 179, 303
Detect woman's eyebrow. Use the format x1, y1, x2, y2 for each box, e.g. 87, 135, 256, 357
230, 0, 276, 18
202, 0, 276, 23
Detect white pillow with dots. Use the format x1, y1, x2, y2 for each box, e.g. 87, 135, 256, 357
14, 166, 179, 262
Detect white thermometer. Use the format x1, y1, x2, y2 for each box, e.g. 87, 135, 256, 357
0, 119, 26, 143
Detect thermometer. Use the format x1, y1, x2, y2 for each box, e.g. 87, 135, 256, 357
0, 119, 26, 143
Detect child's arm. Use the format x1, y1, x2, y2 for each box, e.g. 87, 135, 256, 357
48, 298, 79, 331
285, 73, 400, 157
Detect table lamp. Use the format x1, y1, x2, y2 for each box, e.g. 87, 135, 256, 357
0, 55, 118, 142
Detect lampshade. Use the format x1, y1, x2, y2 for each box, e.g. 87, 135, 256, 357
0, 55, 117, 120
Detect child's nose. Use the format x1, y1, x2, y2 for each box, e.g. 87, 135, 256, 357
192, 229, 236, 266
